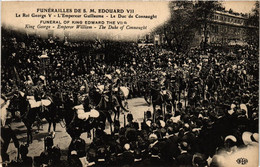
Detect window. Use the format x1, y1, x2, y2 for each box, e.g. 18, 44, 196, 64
211, 25, 214, 31
215, 26, 218, 33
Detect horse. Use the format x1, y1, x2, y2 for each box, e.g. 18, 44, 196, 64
93, 85, 129, 122
61, 93, 107, 139
8, 91, 58, 144
61, 85, 130, 138
147, 85, 173, 121
112, 86, 130, 121
140, 81, 152, 105
90, 88, 114, 134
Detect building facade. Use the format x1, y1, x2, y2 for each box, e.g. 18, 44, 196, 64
202, 10, 248, 46
151, 10, 250, 48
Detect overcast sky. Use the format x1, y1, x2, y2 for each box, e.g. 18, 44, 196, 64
221, 1, 256, 14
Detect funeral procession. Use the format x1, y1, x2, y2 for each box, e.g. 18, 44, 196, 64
0, 1, 259, 167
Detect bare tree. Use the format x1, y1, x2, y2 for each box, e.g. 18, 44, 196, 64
154, 1, 223, 52
154, 1, 198, 53
194, 1, 223, 50
245, 1, 259, 48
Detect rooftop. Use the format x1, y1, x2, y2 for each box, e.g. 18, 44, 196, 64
215, 10, 248, 19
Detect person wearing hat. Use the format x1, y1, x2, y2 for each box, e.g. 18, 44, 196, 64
103, 75, 113, 105
216, 135, 238, 155
242, 131, 258, 147
0, 116, 20, 163
68, 127, 86, 160
192, 153, 208, 167
34, 77, 46, 101
131, 148, 144, 167
16, 144, 33, 167
176, 141, 193, 167
145, 110, 153, 122
125, 128, 137, 143
113, 120, 120, 135
95, 146, 108, 167
106, 152, 118, 167
48, 146, 62, 167
164, 103, 174, 120
163, 126, 180, 161
175, 102, 184, 117
197, 118, 222, 158
68, 151, 83, 167
143, 146, 163, 167
148, 133, 158, 146
39, 134, 58, 166
117, 143, 134, 167
126, 113, 138, 130
249, 112, 258, 133
77, 80, 90, 105
86, 147, 97, 167
233, 108, 250, 135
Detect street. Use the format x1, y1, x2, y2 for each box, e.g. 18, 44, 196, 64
6, 97, 152, 161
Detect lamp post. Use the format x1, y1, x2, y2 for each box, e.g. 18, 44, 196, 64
39, 54, 50, 85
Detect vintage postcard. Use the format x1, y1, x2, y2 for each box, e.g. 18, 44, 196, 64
1, 1, 259, 167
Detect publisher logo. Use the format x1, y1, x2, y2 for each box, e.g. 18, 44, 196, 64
236, 158, 248, 165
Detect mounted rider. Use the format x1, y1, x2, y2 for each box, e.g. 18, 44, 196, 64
150, 76, 162, 97
71, 81, 100, 139
74, 79, 100, 127
159, 72, 173, 101
2, 84, 20, 112
34, 76, 47, 101
22, 75, 54, 130
24, 75, 48, 103
99, 74, 113, 110
75, 79, 92, 113
77, 84, 89, 108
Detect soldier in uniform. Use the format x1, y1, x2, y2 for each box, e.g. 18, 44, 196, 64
68, 127, 86, 161
34, 77, 47, 101
16, 144, 33, 167
77, 83, 89, 106
0, 116, 20, 163
103, 75, 113, 109
39, 134, 61, 166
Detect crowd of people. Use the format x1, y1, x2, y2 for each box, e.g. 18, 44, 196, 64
1, 29, 259, 167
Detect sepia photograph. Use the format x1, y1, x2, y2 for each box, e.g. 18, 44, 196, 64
1, 1, 259, 166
